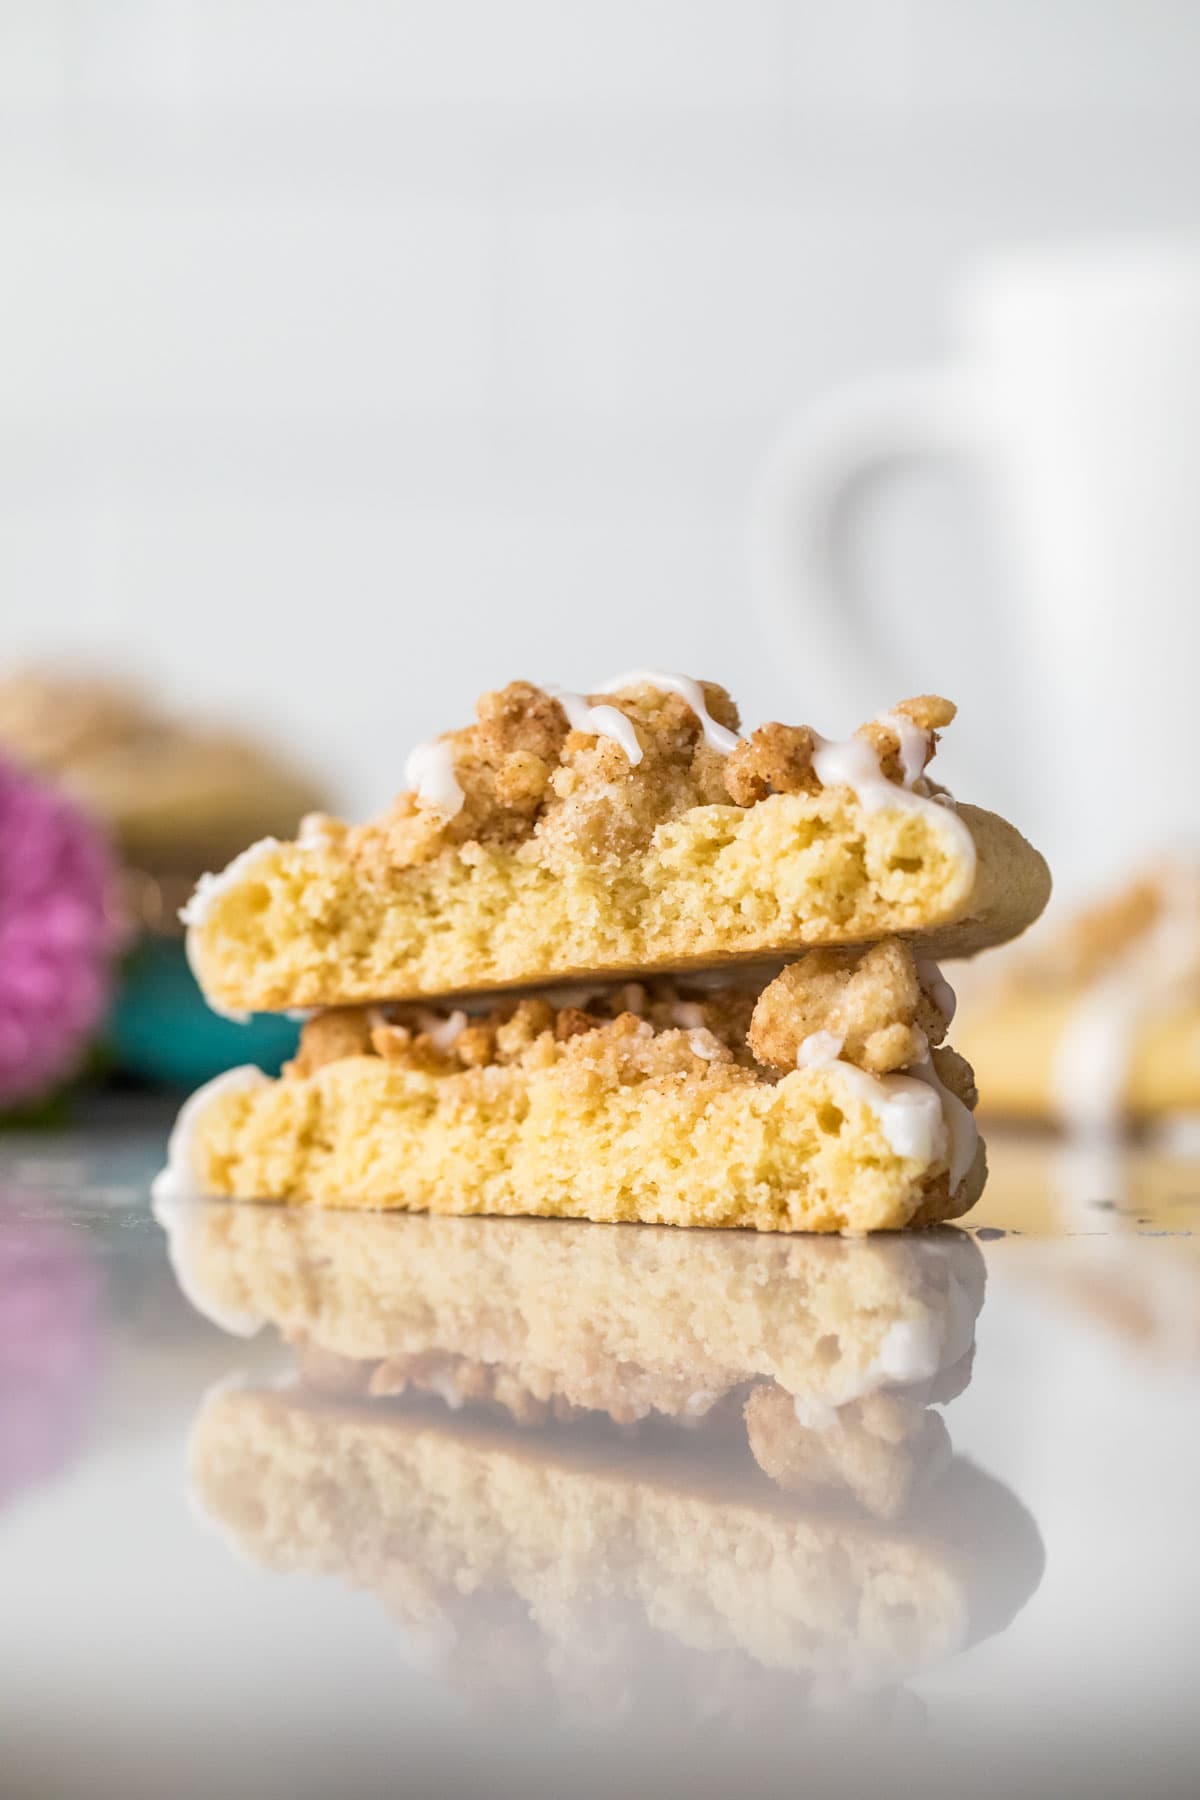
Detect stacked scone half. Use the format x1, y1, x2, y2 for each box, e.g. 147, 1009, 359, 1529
158, 674, 1050, 1232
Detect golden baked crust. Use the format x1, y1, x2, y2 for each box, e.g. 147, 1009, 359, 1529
189, 1384, 1044, 1703
155, 961, 987, 1232
182, 679, 1050, 1012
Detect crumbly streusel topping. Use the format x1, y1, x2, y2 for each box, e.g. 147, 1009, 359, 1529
748, 940, 949, 1075
284, 942, 974, 1104
285, 979, 760, 1087
994, 860, 1200, 996
305, 681, 957, 874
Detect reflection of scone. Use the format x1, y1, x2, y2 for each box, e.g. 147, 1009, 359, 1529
183, 679, 1050, 1014
154, 953, 986, 1232
190, 1385, 1043, 1709
161, 1200, 984, 1408
188, 1382, 1043, 1706
744, 1385, 952, 1520
0, 669, 325, 877
956, 863, 1200, 1127
159, 1198, 984, 1513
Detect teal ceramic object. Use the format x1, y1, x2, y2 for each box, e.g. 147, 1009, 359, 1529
108, 938, 299, 1088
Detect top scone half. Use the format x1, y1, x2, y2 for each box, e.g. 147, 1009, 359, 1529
184, 674, 1050, 1015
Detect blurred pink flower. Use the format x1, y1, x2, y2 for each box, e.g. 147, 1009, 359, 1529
0, 753, 122, 1108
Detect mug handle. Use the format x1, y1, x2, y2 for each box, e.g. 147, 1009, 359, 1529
748, 367, 992, 697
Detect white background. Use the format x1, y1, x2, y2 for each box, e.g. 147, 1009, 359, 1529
2, 1, 1199, 815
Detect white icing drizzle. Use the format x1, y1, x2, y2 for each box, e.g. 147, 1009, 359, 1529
414, 1008, 469, 1051
687, 1028, 723, 1061
1053, 979, 1143, 1134
875, 1319, 941, 1386
543, 686, 645, 765
797, 1030, 845, 1068
671, 1001, 707, 1029
796, 1028, 977, 1193
405, 736, 466, 816
595, 670, 741, 755
799, 1033, 947, 1165
916, 958, 958, 1026
840, 1064, 949, 1166
877, 710, 929, 787
907, 1034, 978, 1193
875, 1256, 978, 1389
811, 730, 911, 803
790, 1251, 980, 1406
792, 1394, 840, 1432
810, 723, 977, 879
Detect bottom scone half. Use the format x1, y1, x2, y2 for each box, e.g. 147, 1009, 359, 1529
156, 941, 986, 1233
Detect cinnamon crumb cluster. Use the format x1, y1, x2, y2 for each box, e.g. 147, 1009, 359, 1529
284, 940, 975, 1105
747, 940, 947, 1075
322, 680, 956, 873
286, 979, 759, 1087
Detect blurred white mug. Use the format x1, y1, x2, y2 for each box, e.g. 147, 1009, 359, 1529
751, 242, 1200, 891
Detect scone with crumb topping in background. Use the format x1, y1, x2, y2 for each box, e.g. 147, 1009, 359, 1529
953, 860, 1200, 1127
0, 667, 325, 875
183, 676, 1050, 1015
154, 941, 986, 1233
